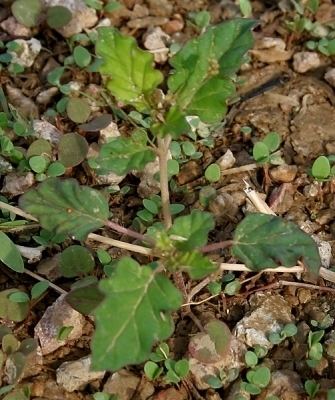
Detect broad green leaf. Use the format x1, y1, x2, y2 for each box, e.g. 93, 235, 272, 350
160, 19, 255, 137
59, 245, 95, 277
174, 251, 217, 279
92, 257, 182, 370
232, 213, 321, 275
11, 0, 42, 28
168, 210, 214, 251
66, 282, 104, 315
0, 289, 29, 322
19, 178, 109, 240
58, 132, 89, 167
90, 130, 155, 175
96, 27, 163, 112
0, 232, 24, 273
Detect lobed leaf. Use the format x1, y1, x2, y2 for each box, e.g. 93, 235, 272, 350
19, 178, 109, 240
159, 19, 255, 137
168, 210, 215, 251
90, 130, 155, 175
92, 257, 182, 371
96, 27, 163, 112
232, 213, 321, 274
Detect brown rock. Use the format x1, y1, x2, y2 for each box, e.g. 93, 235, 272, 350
153, 387, 188, 400
269, 164, 297, 183
6, 85, 39, 118
256, 370, 303, 400
177, 161, 202, 185
127, 16, 169, 29
293, 52, 321, 73
163, 17, 184, 34
0, 16, 32, 37
1, 172, 35, 197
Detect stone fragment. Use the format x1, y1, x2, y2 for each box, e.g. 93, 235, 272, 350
42, 0, 98, 38
0, 17, 32, 37
127, 16, 169, 29
234, 295, 293, 350
217, 149, 235, 170
252, 37, 292, 63
8, 38, 41, 68
1, 172, 35, 197
103, 369, 154, 400
269, 164, 297, 183
153, 387, 188, 400
6, 85, 39, 118
325, 68, 335, 88
56, 356, 105, 392
33, 120, 62, 145
36, 87, 59, 105
256, 370, 303, 400
34, 294, 85, 355
144, 27, 170, 63
293, 52, 321, 73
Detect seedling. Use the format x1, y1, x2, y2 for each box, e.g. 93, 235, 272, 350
144, 343, 189, 384
305, 379, 320, 399
252, 132, 283, 165
311, 155, 335, 180
268, 323, 298, 345
307, 329, 324, 368
241, 366, 271, 395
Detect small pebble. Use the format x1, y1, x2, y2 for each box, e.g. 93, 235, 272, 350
216, 149, 235, 171
325, 68, 335, 88
0, 16, 32, 37
269, 164, 297, 183
293, 52, 321, 73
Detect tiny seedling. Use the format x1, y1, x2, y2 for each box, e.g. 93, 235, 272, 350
241, 366, 271, 395
252, 132, 283, 165
305, 379, 320, 399
311, 155, 335, 180
268, 323, 298, 345
306, 329, 324, 368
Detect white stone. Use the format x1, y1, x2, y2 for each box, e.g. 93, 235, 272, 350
144, 27, 170, 63
293, 52, 321, 73
8, 39, 41, 68
325, 68, 335, 88
33, 120, 62, 145
56, 356, 105, 392
99, 121, 121, 144
216, 149, 235, 170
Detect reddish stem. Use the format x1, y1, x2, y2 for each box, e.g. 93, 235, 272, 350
201, 240, 234, 253
105, 220, 148, 243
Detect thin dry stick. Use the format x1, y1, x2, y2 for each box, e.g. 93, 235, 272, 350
0, 201, 38, 222
221, 163, 257, 176
201, 240, 234, 253
88, 233, 152, 256
219, 263, 304, 273
24, 269, 67, 295
158, 136, 172, 229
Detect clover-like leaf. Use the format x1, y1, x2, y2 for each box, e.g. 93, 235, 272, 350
159, 19, 255, 137
90, 130, 155, 175
168, 210, 215, 251
0, 232, 24, 273
92, 257, 182, 371
96, 27, 163, 112
19, 178, 109, 240
232, 213, 321, 275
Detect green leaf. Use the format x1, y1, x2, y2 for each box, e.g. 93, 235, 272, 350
239, 0, 252, 17
0, 289, 29, 322
205, 163, 221, 182
160, 19, 255, 137
47, 162, 66, 177
251, 366, 271, 388
73, 45, 92, 68
66, 282, 104, 315
59, 245, 95, 277
2, 334, 20, 354
29, 155, 49, 173
174, 359, 189, 378
245, 350, 258, 367
168, 210, 214, 251
46, 6, 72, 29
19, 178, 109, 240
11, 0, 42, 28
176, 251, 217, 279
92, 257, 182, 370
144, 361, 163, 380
263, 132, 281, 152
58, 132, 89, 167
57, 326, 74, 340
66, 98, 91, 123
206, 320, 231, 356
312, 155, 331, 180
253, 142, 269, 163
8, 291, 30, 303
96, 27, 163, 112
0, 232, 24, 273
27, 139, 52, 158
90, 130, 155, 175
232, 213, 321, 275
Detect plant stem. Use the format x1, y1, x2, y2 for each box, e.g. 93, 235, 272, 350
24, 268, 67, 295
201, 240, 234, 253
88, 233, 152, 256
105, 220, 148, 242
0, 201, 38, 222
157, 136, 172, 229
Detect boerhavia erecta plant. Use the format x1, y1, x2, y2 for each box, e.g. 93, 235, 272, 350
17, 18, 321, 372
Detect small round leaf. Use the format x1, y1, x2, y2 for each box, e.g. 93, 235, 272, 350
8, 291, 30, 303
66, 97, 91, 123
11, 0, 42, 28
205, 164, 221, 182
253, 141, 269, 163
58, 132, 89, 167
59, 245, 95, 277
263, 132, 281, 152
29, 155, 49, 173
31, 281, 49, 299
47, 6, 72, 29
312, 155, 331, 180
73, 46, 92, 68
47, 161, 66, 177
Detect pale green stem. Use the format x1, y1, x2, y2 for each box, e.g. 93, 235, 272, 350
157, 135, 172, 229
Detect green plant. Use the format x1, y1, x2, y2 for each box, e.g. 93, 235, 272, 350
11, 21, 321, 373
307, 329, 324, 368
144, 343, 189, 384
305, 379, 320, 399
311, 155, 335, 180
268, 323, 298, 345
252, 132, 283, 165
241, 366, 271, 395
